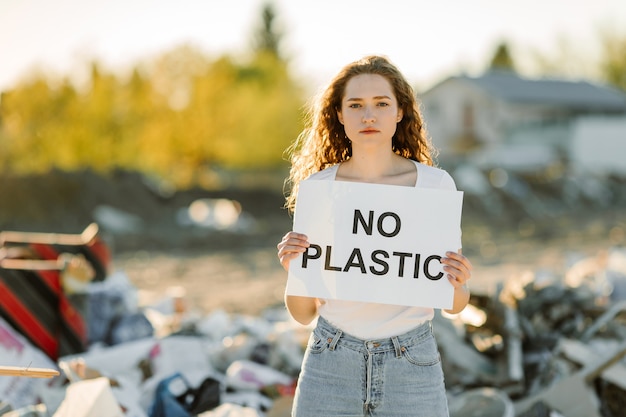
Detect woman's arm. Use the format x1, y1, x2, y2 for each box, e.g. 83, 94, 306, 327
285, 295, 320, 325
445, 284, 470, 315
278, 231, 320, 324
441, 249, 472, 314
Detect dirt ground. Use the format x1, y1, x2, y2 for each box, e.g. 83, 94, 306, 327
114, 246, 289, 315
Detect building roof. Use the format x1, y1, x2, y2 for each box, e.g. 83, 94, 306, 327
460, 71, 626, 111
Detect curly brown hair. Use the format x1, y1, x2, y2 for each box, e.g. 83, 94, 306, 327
284, 55, 436, 212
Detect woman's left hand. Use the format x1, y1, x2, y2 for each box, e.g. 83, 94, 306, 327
441, 249, 472, 289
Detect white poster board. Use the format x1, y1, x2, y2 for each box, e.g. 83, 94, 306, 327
286, 181, 463, 309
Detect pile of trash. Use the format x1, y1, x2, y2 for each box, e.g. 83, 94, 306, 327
0, 267, 307, 417
0, 223, 304, 416
443, 248, 626, 417
1, 224, 626, 417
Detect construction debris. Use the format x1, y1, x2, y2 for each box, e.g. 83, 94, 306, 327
444, 247, 626, 417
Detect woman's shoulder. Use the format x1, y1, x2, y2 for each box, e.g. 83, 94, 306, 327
413, 161, 457, 190
304, 164, 339, 181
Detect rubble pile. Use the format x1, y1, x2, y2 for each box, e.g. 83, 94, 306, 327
0, 282, 307, 417
442, 249, 626, 417
1, 223, 626, 416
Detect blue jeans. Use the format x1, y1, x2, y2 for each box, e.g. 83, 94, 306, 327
292, 316, 449, 417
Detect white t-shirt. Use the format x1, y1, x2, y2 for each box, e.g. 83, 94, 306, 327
304, 160, 460, 340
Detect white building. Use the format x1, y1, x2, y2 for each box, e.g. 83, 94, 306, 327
570, 116, 626, 176
420, 71, 626, 174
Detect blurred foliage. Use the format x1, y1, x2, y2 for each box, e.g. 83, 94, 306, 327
488, 42, 516, 72
252, 2, 283, 59
528, 29, 626, 92
0, 50, 303, 188
0, 2, 303, 189
599, 29, 626, 92
2, 5, 625, 192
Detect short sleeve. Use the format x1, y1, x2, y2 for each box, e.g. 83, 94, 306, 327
438, 170, 458, 191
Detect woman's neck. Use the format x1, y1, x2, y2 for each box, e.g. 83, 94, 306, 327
337, 151, 415, 185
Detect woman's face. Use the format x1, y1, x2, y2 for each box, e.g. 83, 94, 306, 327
337, 73, 403, 147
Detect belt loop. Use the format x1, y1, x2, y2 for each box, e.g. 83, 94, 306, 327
391, 336, 402, 358
329, 329, 342, 350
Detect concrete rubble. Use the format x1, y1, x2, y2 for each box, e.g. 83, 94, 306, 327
1, 246, 626, 416
443, 247, 626, 417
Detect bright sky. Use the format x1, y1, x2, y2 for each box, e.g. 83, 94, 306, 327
1, 0, 625, 93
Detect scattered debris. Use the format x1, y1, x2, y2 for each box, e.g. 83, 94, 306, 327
444, 247, 626, 417
1, 225, 626, 416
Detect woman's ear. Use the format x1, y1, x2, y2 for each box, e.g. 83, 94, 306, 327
396, 109, 403, 123
337, 110, 344, 125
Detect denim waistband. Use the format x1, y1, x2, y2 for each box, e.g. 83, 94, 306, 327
315, 315, 433, 356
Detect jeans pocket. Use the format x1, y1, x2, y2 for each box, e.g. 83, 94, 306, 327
401, 335, 441, 366
307, 329, 328, 354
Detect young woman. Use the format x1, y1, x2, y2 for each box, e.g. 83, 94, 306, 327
277, 55, 472, 417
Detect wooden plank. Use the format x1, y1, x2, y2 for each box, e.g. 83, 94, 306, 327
0, 223, 99, 246
0, 365, 60, 378
0, 259, 63, 271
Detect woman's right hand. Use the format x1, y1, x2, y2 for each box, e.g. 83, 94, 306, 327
277, 231, 310, 271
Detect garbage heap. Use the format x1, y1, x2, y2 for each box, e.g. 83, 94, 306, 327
0, 275, 307, 417
1, 239, 626, 416
442, 248, 626, 417
0, 223, 304, 417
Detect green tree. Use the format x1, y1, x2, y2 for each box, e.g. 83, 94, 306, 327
251, 2, 283, 59
527, 35, 593, 79
488, 41, 516, 72
0, 76, 79, 174
132, 44, 210, 184
525, 29, 626, 91
0, 2, 305, 188
599, 30, 626, 91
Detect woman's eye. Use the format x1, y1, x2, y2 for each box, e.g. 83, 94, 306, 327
377, 102, 389, 107
349, 103, 361, 108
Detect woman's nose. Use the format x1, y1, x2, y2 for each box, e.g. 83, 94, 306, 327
362, 107, 375, 123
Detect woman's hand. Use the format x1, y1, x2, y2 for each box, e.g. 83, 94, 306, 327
278, 231, 318, 324
441, 249, 472, 289
442, 249, 472, 314
277, 231, 310, 271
